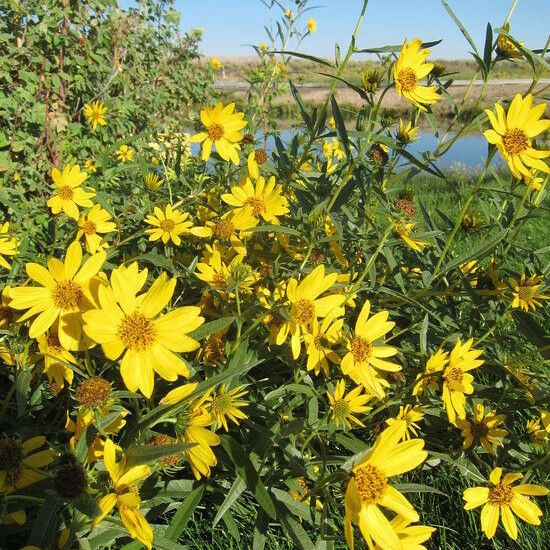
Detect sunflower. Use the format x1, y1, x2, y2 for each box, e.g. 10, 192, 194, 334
394, 38, 440, 111
484, 94, 550, 180
204, 384, 249, 431
116, 144, 134, 163
344, 422, 428, 550
396, 118, 419, 145
275, 265, 345, 360
340, 300, 400, 399
386, 405, 425, 441
191, 102, 247, 165
327, 380, 371, 430
463, 467, 549, 541
83, 100, 107, 130
37, 326, 78, 388
222, 175, 289, 225
375, 516, 435, 550
145, 172, 163, 191
0, 222, 18, 269
525, 418, 547, 444
77, 204, 117, 254
9, 241, 106, 350
84, 159, 97, 173
395, 222, 428, 252
307, 18, 317, 33
145, 204, 209, 246
0, 435, 57, 494
208, 57, 222, 70
83, 268, 204, 398
303, 310, 343, 375
441, 338, 484, 425
413, 348, 448, 396
0, 285, 15, 328
93, 439, 153, 549
46, 164, 95, 221
456, 403, 508, 455
202, 209, 257, 257
509, 273, 549, 311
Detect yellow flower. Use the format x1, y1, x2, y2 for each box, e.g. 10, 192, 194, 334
0, 286, 15, 328
396, 222, 428, 252
344, 422, 428, 550
208, 57, 222, 70
324, 216, 349, 268
203, 209, 257, 257
275, 265, 345, 360
413, 348, 448, 396
145, 204, 209, 246
323, 138, 345, 174
222, 175, 289, 224
524, 171, 545, 191
394, 38, 440, 111
84, 159, 97, 173
510, 273, 549, 311
463, 467, 549, 540
496, 23, 523, 59
484, 94, 550, 180
542, 410, 550, 434
259, 42, 268, 53
174, 402, 220, 479
284, 9, 293, 18
82, 267, 204, 397
396, 118, 419, 145
116, 144, 134, 163
47, 164, 95, 220
9, 241, 105, 350
191, 102, 247, 165
373, 516, 435, 550
37, 327, 78, 388
525, 418, 547, 444
93, 439, 153, 550
303, 310, 343, 375
327, 380, 371, 429
341, 300, 400, 399
77, 204, 117, 254
456, 403, 508, 454
307, 18, 317, 33
289, 478, 323, 511
0, 435, 57, 494
204, 384, 249, 431
145, 172, 163, 191
441, 338, 484, 425
0, 222, 18, 270
387, 405, 425, 441
83, 100, 107, 130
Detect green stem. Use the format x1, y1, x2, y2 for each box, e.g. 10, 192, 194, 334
502, 185, 530, 255
504, 0, 521, 26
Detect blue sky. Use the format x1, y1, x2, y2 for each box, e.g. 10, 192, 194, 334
169, 0, 549, 59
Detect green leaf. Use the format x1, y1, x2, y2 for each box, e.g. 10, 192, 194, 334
393, 483, 447, 496
330, 96, 351, 157
441, 1, 480, 57
246, 224, 301, 237
220, 435, 276, 519
420, 314, 429, 354
273, 50, 334, 68
355, 40, 442, 53
213, 477, 247, 527
27, 496, 63, 548
253, 510, 269, 550
482, 23, 493, 71
188, 316, 234, 341
164, 485, 205, 541
126, 443, 193, 467
278, 506, 316, 550
289, 80, 312, 130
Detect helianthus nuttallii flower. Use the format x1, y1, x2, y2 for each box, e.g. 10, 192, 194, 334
208, 57, 222, 70
77, 204, 117, 254
441, 338, 484, 425
204, 384, 249, 431
247, 149, 268, 180
0, 435, 57, 494
82, 268, 204, 398
456, 403, 508, 455
395, 222, 428, 252
275, 265, 345, 360
93, 439, 153, 549
463, 467, 549, 541
37, 327, 78, 388
484, 94, 550, 180
303, 310, 343, 375
340, 300, 400, 399
83, 100, 107, 130
145, 204, 210, 246
509, 273, 549, 311
0, 222, 18, 270
9, 241, 106, 350
386, 405, 425, 441
116, 144, 134, 163
307, 18, 317, 33
191, 102, 247, 165
396, 118, 419, 145
327, 380, 371, 429
222, 175, 289, 225
344, 422, 428, 550
46, 164, 95, 221
394, 38, 440, 111
145, 172, 163, 191
203, 209, 257, 257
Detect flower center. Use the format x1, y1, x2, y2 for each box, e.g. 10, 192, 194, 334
46, 332, 62, 352
292, 298, 315, 325
207, 123, 224, 141
397, 68, 418, 92
517, 286, 535, 301
351, 336, 372, 363
471, 421, 489, 439
212, 272, 229, 290
446, 367, 464, 383
204, 336, 225, 363
148, 435, 180, 467
244, 196, 266, 217
488, 483, 513, 505
213, 220, 235, 239
0, 437, 23, 472
117, 311, 157, 351
0, 305, 15, 325
210, 394, 232, 415
332, 399, 351, 423
58, 186, 74, 201
75, 377, 112, 408
81, 220, 97, 235
314, 335, 330, 349
51, 280, 84, 310
160, 219, 176, 233
503, 128, 528, 156
353, 464, 388, 505
254, 149, 268, 164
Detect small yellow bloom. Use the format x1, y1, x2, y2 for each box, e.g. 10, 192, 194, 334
510, 273, 549, 311
525, 418, 547, 444
77, 204, 117, 254
307, 18, 317, 33
463, 467, 549, 540
396, 118, 419, 145
37, 326, 78, 388
116, 144, 134, 163
0, 222, 18, 270
259, 42, 268, 53
145, 204, 209, 246
83, 100, 107, 130
303, 310, 343, 375
208, 57, 222, 70
387, 404, 425, 441
84, 159, 97, 173
327, 380, 371, 429
145, 172, 163, 191
396, 222, 428, 252
46, 164, 95, 220
456, 403, 508, 454
204, 384, 249, 431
